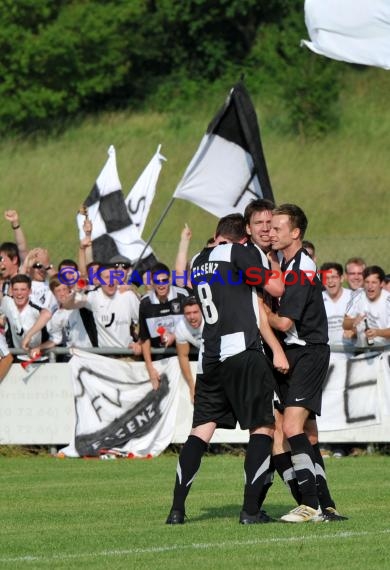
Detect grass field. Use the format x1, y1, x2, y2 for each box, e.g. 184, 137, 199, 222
0, 454, 389, 569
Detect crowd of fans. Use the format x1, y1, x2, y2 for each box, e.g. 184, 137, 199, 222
1, 206, 390, 404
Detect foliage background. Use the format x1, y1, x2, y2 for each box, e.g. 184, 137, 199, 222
0, 0, 388, 270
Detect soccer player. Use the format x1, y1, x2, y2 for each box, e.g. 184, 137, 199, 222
175, 296, 204, 403
165, 213, 284, 525
266, 203, 347, 523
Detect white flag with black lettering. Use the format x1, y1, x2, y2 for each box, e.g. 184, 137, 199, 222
302, 0, 390, 69
60, 350, 181, 458
174, 82, 274, 218
124, 145, 166, 237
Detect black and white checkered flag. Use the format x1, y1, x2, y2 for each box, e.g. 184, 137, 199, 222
77, 146, 157, 272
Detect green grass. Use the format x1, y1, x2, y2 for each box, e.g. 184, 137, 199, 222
0, 66, 389, 269
0, 454, 389, 569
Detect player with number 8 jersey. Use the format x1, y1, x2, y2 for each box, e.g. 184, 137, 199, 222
165, 214, 284, 526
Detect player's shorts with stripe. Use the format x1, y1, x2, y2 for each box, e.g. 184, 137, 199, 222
274, 344, 330, 417
192, 348, 275, 431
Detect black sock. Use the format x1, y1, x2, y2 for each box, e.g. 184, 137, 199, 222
243, 434, 272, 515
288, 433, 318, 510
273, 451, 301, 504
171, 435, 207, 512
257, 455, 275, 509
312, 443, 336, 510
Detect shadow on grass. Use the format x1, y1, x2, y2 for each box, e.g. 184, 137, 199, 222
190, 502, 292, 522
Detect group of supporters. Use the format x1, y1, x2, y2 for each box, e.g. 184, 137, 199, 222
1, 202, 389, 526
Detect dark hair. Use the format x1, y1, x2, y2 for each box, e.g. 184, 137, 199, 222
0, 242, 21, 266
320, 262, 343, 277
363, 265, 385, 282
272, 203, 308, 239
302, 240, 315, 257
58, 258, 78, 271
215, 214, 247, 242
183, 295, 199, 309
244, 198, 275, 225
49, 274, 71, 292
10, 274, 31, 288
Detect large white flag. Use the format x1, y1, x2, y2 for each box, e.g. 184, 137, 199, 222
124, 145, 166, 237
76, 146, 157, 269
60, 350, 182, 457
302, 0, 390, 69
174, 82, 274, 218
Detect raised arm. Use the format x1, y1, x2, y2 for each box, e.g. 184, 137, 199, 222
4, 210, 28, 263
175, 224, 192, 288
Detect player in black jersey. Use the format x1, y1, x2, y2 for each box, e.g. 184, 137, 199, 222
266, 203, 347, 523
166, 214, 284, 525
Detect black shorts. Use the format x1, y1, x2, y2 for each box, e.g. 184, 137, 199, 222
192, 348, 275, 431
274, 344, 330, 417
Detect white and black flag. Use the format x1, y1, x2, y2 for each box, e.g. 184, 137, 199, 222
77, 145, 157, 273
174, 82, 274, 217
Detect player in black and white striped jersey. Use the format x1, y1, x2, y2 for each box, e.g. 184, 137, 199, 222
166, 214, 286, 525
266, 203, 347, 523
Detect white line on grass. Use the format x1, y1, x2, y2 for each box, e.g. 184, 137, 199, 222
1, 528, 390, 564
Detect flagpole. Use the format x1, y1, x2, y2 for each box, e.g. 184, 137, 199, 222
132, 196, 176, 272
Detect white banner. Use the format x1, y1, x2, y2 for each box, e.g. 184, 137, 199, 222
1, 350, 390, 447
60, 350, 181, 458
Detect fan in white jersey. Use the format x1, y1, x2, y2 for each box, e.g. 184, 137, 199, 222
64, 267, 140, 351
0, 330, 13, 380
320, 262, 353, 351
0, 274, 52, 358
175, 296, 204, 403
32, 277, 93, 358
344, 265, 390, 346
19, 247, 57, 311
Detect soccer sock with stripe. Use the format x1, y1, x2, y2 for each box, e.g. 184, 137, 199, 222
257, 455, 275, 509
171, 435, 208, 513
273, 451, 301, 504
312, 442, 336, 510
243, 434, 272, 515
288, 433, 319, 510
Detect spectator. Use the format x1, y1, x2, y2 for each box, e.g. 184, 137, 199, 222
63, 266, 140, 353
302, 240, 316, 262
384, 274, 390, 293
139, 262, 189, 389
344, 257, 366, 291
0, 274, 52, 359
175, 296, 204, 403
0, 242, 20, 296
320, 262, 353, 348
20, 248, 57, 312
343, 265, 390, 345
0, 327, 13, 380
33, 275, 94, 359
175, 224, 193, 288
3, 210, 28, 263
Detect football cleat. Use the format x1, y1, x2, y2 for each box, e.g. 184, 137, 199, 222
165, 509, 185, 525
280, 504, 321, 523
318, 507, 349, 522
239, 509, 274, 524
